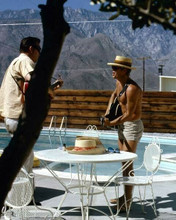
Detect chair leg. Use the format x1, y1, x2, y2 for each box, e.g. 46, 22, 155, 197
138, 185, 146, 214
150, 185, 157, 216
121, 184, 134, 219
137, 184, 157, 216
113, 182, 120, 216
54, 191, 68, 217
124, 192, 133, 220
103, 190, 116, 220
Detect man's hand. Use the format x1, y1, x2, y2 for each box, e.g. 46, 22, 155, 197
48, 79, 63, 99
104, 117, 111, 126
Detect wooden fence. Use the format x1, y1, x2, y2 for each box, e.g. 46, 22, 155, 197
44, 90, 176, 133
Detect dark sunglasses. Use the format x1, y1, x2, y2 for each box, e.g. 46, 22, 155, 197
33, 45, 41, 53
106, 147, 120, 153
112, 66, 118, 71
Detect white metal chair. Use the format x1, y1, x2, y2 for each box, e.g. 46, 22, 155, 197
3, 168, 62, 219
83, 125, 100, 137
115, 141, 162, 219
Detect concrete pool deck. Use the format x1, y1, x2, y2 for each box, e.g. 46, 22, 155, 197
1, 126, 176, 219
31, 169, 176, 220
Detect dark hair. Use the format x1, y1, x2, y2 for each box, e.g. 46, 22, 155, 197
118, 66, 131, 75
19, 37, 40, 53
126, 69, 131, 76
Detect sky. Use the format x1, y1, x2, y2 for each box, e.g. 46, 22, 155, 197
0, 0, 99, 11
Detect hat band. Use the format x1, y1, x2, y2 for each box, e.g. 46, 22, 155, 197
114, 60, 132, 67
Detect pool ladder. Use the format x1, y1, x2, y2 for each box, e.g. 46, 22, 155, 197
49, 115, 67, 134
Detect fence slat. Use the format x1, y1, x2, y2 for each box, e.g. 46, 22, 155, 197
1, 90, 175, 133
44, 90, 176, 133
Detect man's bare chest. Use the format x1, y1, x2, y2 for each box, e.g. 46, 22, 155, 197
116, 84, 129, 105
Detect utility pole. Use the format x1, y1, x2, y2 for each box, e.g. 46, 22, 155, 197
137, 57, 151, 91
158, 64, 164, 76
155, 59, 168, 76
154, 59, 168, 91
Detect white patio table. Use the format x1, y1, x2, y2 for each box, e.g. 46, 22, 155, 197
35, 149, 137, 220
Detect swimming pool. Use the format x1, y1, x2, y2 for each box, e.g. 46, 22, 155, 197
0, 127, 176, 176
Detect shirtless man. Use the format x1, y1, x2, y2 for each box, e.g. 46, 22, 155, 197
104, 55, 144, 210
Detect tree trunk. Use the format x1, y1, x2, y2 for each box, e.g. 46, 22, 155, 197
0, 0, 70, 211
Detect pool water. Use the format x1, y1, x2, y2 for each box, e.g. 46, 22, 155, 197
0, 128, 176, 176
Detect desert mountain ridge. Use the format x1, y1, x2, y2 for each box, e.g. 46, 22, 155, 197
0, 7, 176, 91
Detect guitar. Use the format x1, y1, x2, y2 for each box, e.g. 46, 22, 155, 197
49, 78, 63, 90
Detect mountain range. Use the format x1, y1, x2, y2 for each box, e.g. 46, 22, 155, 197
0, 7, 176, 91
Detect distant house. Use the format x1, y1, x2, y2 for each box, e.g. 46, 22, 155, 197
159, 76, 176, 92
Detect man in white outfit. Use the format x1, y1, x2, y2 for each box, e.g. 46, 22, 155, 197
0, 37, 41, 173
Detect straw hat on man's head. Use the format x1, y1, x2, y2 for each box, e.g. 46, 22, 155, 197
107, 55, 136, 70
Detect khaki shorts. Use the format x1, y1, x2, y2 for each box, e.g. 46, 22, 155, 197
118, 119, 144, 141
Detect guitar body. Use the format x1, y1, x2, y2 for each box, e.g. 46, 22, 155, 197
105, 97, 122, 121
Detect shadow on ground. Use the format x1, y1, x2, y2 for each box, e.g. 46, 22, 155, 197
34, 185, 176, 219
34, 186, 65, 202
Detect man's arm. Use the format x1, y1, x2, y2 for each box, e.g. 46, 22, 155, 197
48, 79, 64, 99
24, 72, 64, 98
25, 73, 32, 81
105, 88, 117, 116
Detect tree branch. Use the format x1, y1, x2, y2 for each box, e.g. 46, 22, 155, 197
0, 0, 70, 211
94, 0, 176, 34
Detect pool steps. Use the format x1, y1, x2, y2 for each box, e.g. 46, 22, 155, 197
48, 116, 67, 134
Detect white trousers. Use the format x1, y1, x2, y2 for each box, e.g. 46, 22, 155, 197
4, 117, 34, 173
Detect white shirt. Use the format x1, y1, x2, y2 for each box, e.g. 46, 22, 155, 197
0, 53, 35, 118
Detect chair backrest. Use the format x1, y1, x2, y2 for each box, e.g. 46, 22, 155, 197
5, 168, 34, 208
143, 143, 162, 174
83, 125, 100, 137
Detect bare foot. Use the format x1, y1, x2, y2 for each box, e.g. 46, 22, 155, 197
112, 198, 131, 214
110, 196, 125, 204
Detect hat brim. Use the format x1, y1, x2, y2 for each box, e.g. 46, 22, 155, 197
107, 63, 136, 70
